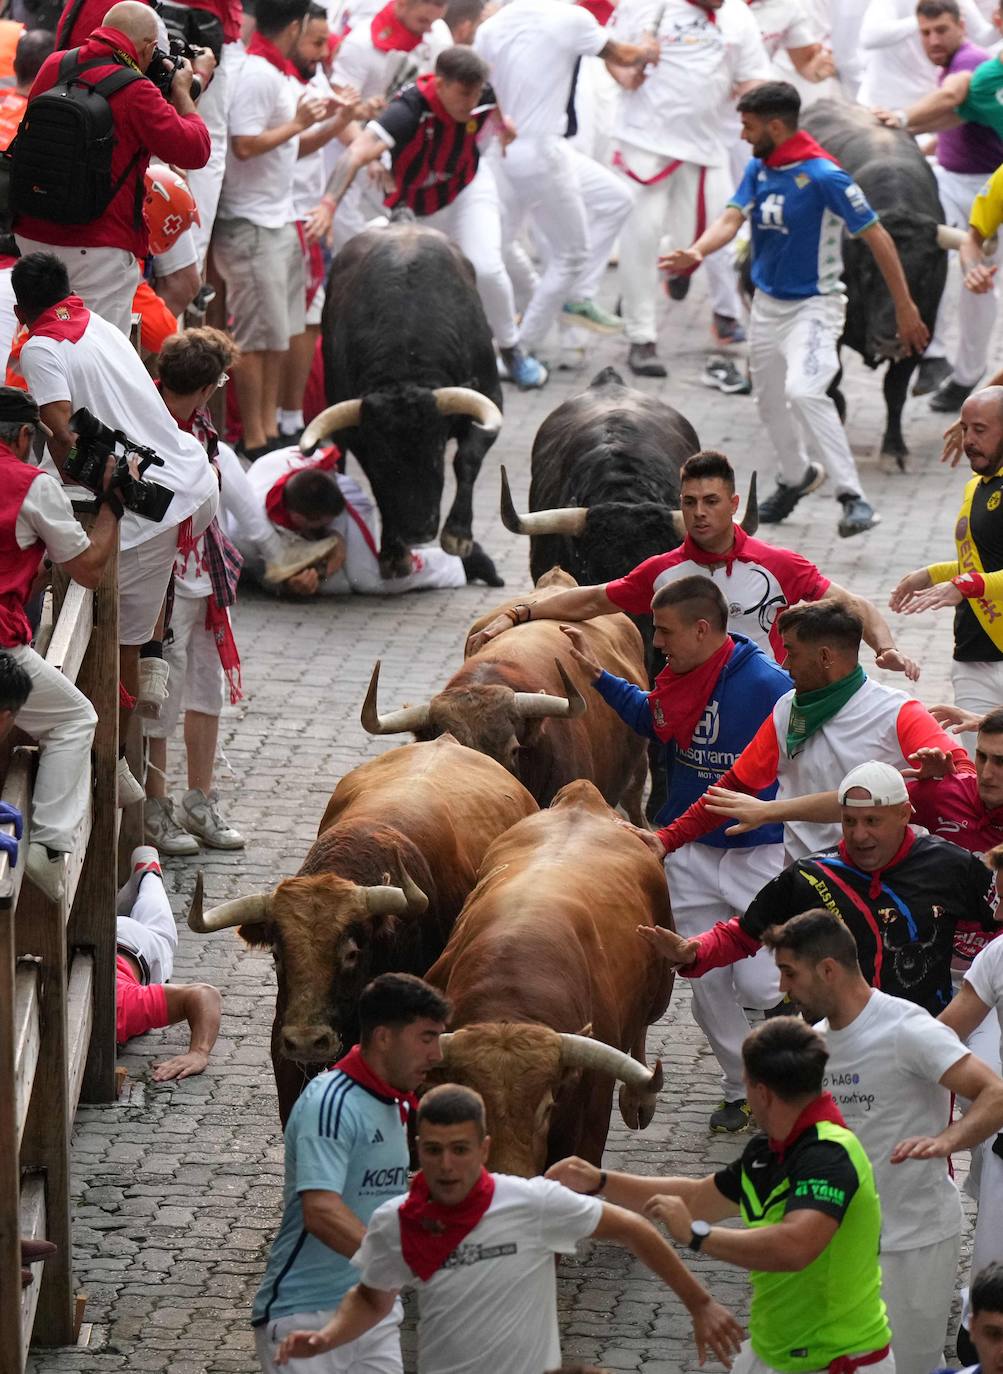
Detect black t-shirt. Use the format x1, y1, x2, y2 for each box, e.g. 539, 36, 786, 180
955, 471, 1003, 662
740, 832, 998, 1013
715, 1126, 859, 1226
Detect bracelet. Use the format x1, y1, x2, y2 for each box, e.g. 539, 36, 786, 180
584, 1170, 607, 1196
512, 602, 532, 624
320, 195, 337, 212
874, 645, 895, 656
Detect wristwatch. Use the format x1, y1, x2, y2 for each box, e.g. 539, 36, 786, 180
688, 1220, 711, 1253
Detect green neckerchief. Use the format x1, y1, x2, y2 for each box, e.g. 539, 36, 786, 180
786, 664, 866, 757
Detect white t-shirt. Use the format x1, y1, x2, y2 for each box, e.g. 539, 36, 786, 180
819, 990, 967, 1252
966, 937, 1003, 1068
0, 267, 17, 377
292, 70, 334, 221
748, 0, 818, 58
333, 18, 452, 101
20, 311, 219, 553
610, 0, 771, 165
857, 0, 996, 108
219, 55, 299, 227
475, 0, 607, 137
15, 474, 90, 562
354, 1175, 602, 1374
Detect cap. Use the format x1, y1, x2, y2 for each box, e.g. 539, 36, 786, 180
0, 386, 52, 438
837, 761, 909, 808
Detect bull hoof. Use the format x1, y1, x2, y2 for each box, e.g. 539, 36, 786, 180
441, 529, 474, 558
880, 444, 909, 473
379, 555, 415, 580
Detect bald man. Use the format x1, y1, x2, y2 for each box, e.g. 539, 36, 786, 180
14, 1, 211, 333
891, 386, 1003, 753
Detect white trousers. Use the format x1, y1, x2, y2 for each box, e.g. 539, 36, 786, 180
255, 1302, 404, 1374
749, 290, 866, 500
14, 238, 139, 336
492, 137, 633, 351
928, 165, 998, 387
8, 642, 96, 854
115, 871, 177, 985
951, 658, 1003, 759
664, 842, 784, 1101
616, 145, 741, 342
187, 42, 237, 270
731, 1339, 895, 1374
423, 163, 518, 348
881, 1232, 961, 1374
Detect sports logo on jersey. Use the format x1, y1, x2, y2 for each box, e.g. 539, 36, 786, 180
990, 491, 1001, 511
845, 181, 868, 212
691, 698, 721, 747
371, 1128, 385, 1143
956, 515, 969, 540
794, 173, 810, 189
760, 193, 785, 227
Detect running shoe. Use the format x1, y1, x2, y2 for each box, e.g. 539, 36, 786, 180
929, 377, 978, 413
561, 299, 625, 334
665, 274, 690, 301
499, 346, 548, 390
144, 796, 199, 856
702, 355, 751, 395
911, 356, 951, 396
627, 342, 667, 378
758, 462, 826, 524
837, 495, 881, 539
181, 788, 245, 850
709, 1099, 752, 1133
711, 313, 747, 345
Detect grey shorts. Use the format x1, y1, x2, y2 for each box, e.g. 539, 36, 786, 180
212, 217, 306, 351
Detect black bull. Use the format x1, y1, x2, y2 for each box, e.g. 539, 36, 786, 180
801, 100, 949, 467
306, 224, 504, 577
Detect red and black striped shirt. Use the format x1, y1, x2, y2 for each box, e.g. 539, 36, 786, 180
372, 73, 496, 217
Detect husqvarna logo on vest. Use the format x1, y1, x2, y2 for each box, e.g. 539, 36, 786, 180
691, 699, 721, 747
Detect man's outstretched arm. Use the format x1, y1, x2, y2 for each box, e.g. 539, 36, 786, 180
153, 982, 221, 1081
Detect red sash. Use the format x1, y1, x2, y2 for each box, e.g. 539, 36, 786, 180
399, 1168, 495, 1280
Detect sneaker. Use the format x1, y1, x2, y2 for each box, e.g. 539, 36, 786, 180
181, 788, 245, 850
117, 756, 146, 807
499, 346, 548, 390
665, 274, 690, 302
929, 377, 979, 413
758, 462, 826, 524
709, 1098, 752, 1133
627, 342, 667, 379
911, 355, 952, 396
136, 657, 169, 720
144, 796, 200, 856
702, 355, 751, 395
561, 299, 625, 334
837, 494, 881, 539
116, 845, 163, 915
763, 996, 797, 1018
711, 313, 747, 345
26, 842, 65, 903
462, 541, 505, 587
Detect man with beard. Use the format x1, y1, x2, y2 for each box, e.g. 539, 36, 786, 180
891, 387, 1003, 747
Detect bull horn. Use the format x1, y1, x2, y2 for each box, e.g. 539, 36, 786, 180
670, 509, 685, 540
188, 877, 272, 934
558, 1032, 658, 1089
438, 1032, 455, 1053
300, 398, 364, 451
393, 849, 429, 914
500, 465, 589, 537
936, 224, 967, 251
364, 884, 410, 916
739, 470, 759, 534
512, 659, 587, 720
361, 660, 432, 736
433, 387, 503, 433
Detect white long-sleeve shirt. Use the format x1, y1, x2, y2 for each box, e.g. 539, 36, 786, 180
857, 0, 996, 107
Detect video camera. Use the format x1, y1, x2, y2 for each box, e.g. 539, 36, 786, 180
65, 408, 175, 523
149, 35, 203, 101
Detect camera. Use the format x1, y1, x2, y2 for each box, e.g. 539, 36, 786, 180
149, 36, 202, 101
66, 408, 175, 524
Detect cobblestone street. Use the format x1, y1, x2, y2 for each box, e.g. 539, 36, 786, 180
28, 265, 979, 1374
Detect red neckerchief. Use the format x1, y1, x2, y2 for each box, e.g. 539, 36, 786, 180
0, 255, 18, 271
26, 295, 90, 344
837, 825, 916, 900
333, 1044, 417, 1125
264, 447, 343, 530
247, 31, 299, 77
85, 25, 143, 67
648, 636, 734, 748
768, 1091, 845, 1162
371, 0, 423, 52
765, 131, 839, 168
685, 0, 717, 22
417, 71, 452, 122
399, 1168, 495, 1280
681, 523, 747, 577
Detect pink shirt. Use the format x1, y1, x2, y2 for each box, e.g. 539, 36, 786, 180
116, 954, 168, 1045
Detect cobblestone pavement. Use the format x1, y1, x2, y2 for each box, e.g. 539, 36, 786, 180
29, 266, 980, 1374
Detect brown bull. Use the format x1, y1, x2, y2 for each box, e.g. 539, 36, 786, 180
424, 779, 674, 1176
187, 737, 537, 1123
361, 570, 649, 823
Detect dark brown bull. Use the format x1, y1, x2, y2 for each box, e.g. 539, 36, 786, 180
424, 780, 674, 1176
187, 737, 537, 1123
361, 569, 650, 823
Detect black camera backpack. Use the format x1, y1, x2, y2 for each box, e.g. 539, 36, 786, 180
7, 48, 145, 224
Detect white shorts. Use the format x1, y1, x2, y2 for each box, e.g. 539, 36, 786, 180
144, 590, 225, 739
254, 1301, 403, 1374
730, 1340, 894, 1374
151, 227, 199, 277
118, 494, 218, 645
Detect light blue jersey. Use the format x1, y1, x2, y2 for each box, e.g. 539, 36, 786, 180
252, 1069, 409, 1324
730, 155, 878, 301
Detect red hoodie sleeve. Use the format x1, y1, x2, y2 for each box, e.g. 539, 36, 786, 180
119, 80, 211, 170
895, 699, 974, 777
680, 917, 762, 978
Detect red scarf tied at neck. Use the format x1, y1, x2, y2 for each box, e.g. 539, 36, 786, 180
26, 294, 90, 344
265, 447, 342, 530
647, 635, 734, 749
399, 1168, 495, 1280
247, 30, 299, 76
332, 1044, 418, 1125
768, 1091, 845, 1161
837, 826, 916, 900
681, 523, 749, 578
764, 131, 839, 169
371, 0, 423, 52
685, 0, 717, 22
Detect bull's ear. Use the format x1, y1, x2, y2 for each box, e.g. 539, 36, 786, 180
576, 1022, 593, 1039
237, 921, 276, 949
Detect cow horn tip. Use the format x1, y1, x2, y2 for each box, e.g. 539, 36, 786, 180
499, 465, 523, 533
556, 658, 588, 717
740, 470, 759, 534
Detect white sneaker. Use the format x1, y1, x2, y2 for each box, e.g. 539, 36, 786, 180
144, 797, 199, 856
116, 845, 163, 914
117, 757, 146, 807
26, 842, 66, 903
180, 788, 244, 850
136, 658, 170, 720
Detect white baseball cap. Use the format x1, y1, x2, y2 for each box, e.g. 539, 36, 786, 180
837, 761, 909, 808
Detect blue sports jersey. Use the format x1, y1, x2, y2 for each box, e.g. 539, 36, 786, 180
730, 155, 878, 300
252, 1069, 410, 1325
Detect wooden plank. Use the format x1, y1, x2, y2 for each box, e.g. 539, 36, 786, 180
65, 954, 94, 1117
19, 1171, 46, 1356
43, 582, 93, 687
13, 961, 40, 1151
0, 899, 24, 1374
62, 799, 92, 925
33, 588, 54, 663
0, 749, 33, 914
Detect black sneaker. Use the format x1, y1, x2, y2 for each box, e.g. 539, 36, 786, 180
702, 355, 751, 395
666, 274, 690, 301
758, 462, 826, 523
912, 356, 952, 396
929, 377, 979, 413
838, 494, 881, 538
627, 342, 667, 378
462, 541, 504, 587
709, 1099, 752, 1133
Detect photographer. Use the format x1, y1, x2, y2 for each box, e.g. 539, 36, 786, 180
14, 1, 213, 335
0, 386, 121, 903
11, 251, 220, 801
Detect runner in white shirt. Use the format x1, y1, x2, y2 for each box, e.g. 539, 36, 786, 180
271, 1084, 743, 1374
764, 910, 1003, 1374
857, 0, 995, 108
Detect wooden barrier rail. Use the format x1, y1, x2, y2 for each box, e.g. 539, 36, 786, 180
0, 513, 124, 1373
